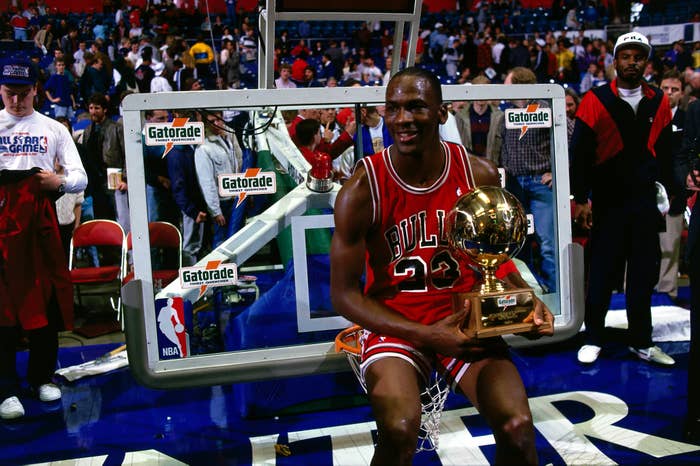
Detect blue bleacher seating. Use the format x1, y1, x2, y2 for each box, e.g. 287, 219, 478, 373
72, 118, 91, 133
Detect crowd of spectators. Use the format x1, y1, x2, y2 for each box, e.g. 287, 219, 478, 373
1, 0, 699, 281
0, 0, 260, 269
2, 1, 699, 117
271, 4, 700, 96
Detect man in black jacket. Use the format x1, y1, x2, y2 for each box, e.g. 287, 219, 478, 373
571, 32, 676, 366
166, 111, 209, 266
657, 70, 687, 301
674, 99, 700, 442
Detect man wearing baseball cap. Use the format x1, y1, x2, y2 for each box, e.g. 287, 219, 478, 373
612, 31, 651, 59
0, 58, 87, 420
571, 32, 677, 366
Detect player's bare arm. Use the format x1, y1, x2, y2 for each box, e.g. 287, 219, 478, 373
469, 154, 501, 187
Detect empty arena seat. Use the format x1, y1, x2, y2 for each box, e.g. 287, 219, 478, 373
122, 221, 182, 288
69, 219, 127, 317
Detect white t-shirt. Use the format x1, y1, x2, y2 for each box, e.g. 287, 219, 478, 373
56, 191, 84, 225
274, 77, 297, 89
492, 42, 505, 64
368, 118, 386, 154
151, 76, 173, 93
439, 112, 462, 144
0, 110, 87, 193
363, 65, 383, 83
618, 86, 643, 114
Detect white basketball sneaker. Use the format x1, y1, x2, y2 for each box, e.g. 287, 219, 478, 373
0, 396, 25, 420
37, 383, 62, 402
577, 344, 602, 364
629, 346, 675, 366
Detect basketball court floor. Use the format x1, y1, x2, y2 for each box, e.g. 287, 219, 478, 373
1, 290, 698, 466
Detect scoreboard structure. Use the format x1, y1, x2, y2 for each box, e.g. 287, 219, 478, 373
257, 0, 423, 89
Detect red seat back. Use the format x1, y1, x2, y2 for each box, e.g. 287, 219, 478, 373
72, 220, 125, 248
148, 221, 181, 250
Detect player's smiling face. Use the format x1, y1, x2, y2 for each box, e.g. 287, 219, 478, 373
384, 75, 446, 157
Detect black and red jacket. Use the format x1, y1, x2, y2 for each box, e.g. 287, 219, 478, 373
570, 79, 673, 219
0, 170, 73, 330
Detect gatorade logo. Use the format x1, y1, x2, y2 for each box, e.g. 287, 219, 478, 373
505, 104, 552, 139
218, 168, 277, 208
145, 118, 205, 157
179, 260, 238, 299
497, 295, 517, 307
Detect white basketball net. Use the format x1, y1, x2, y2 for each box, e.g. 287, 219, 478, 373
336, 327, 451, 452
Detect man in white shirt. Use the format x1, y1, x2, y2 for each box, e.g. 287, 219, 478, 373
274, 63, 296, 89
357, 105, 392, 156
361, 57, 383, 84
382, 56, 392, 86
72, 40, 88, 77
150, 61, 172, 93
195, 111, 244, 247
126, 40, 140, 67
0, 59, 87, 421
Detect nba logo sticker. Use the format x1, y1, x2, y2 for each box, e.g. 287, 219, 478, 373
155, 297, 190, 359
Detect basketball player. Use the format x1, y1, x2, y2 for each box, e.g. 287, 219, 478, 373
330, 67, 554, 465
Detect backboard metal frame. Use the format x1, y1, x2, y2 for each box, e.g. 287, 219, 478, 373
121, 84, 582, 389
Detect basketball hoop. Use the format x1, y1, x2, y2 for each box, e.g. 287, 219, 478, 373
334, 325, 450, 452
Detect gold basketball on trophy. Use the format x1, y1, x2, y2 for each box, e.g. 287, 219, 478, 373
446, 185, 546, 338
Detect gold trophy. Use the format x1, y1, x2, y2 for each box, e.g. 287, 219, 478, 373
446, 186, 546, 338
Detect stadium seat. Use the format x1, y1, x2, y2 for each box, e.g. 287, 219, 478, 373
122, 221, 182, 290
69, 219, 127, 318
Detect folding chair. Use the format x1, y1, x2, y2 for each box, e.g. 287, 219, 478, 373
69, 219, 127, 316
123, 221, 183, 291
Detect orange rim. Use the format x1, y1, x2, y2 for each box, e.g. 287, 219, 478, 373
334, 325, 363, 355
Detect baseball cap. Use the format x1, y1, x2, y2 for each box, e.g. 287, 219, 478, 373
336, 107, 355, 126
0, 59, 38, 86
613, 32, 651, 58
151, 61, 165, 76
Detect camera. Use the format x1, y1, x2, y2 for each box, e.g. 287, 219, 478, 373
692, 156, 700, 187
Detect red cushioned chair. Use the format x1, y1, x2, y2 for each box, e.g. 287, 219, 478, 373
69, 219, 127, 315
122, 221, 182, 290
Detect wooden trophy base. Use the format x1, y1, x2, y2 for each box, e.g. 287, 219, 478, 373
453, 287, 547, 339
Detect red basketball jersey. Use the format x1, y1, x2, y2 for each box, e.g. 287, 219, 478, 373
361, 141, 478, 324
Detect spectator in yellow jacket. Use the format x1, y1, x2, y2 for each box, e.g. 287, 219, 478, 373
190, 35, 215, 84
